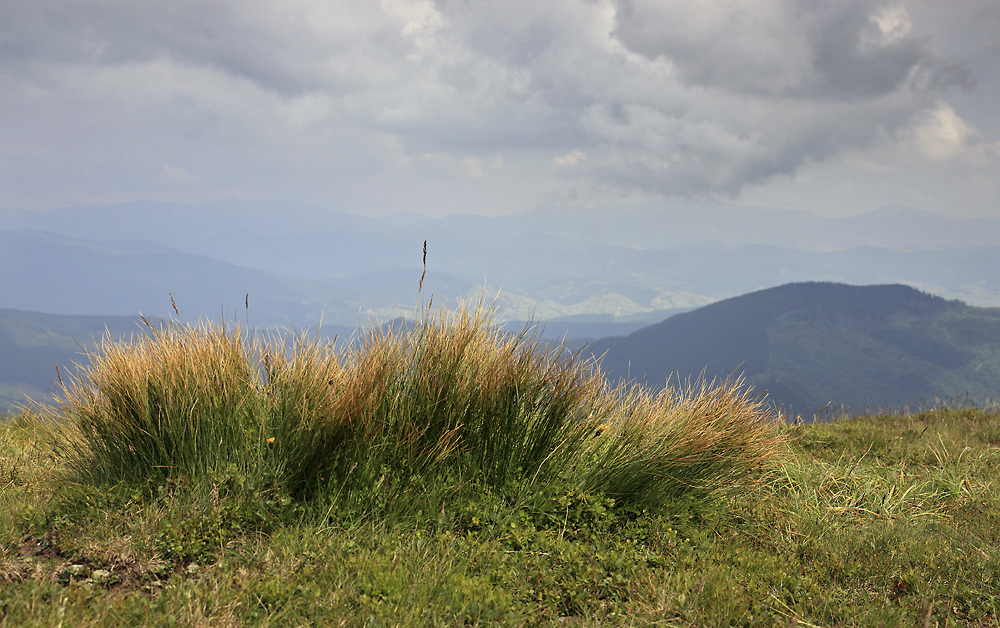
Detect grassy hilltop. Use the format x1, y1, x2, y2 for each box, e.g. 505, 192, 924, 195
1, 304, 998, 627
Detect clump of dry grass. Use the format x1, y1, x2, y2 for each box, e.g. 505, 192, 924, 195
271, 304, 607, 501
48, 301, 783, 512
52, 319, 269, 486
573, 377, 784, 504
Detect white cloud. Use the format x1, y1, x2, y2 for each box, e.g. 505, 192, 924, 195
553, 150, 586, 167
904, 101, 976, 160
277, 94, 336, 129
869, 2, 912, 45
607, 0, 950, 99
366, 133, 413, 169
417, 152, 504, 178
158, 165, 198, 183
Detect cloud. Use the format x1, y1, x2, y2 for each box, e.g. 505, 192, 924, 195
0, 1, 420, 95
551, 0, 980, 196
553, 150, 586, 167
158, 165, 198, 183
903, 102, 977, 160
608, 0, 963, 99
869, 2, 912, 45
0, 0, 992, 212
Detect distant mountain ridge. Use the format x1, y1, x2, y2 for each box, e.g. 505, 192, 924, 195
589, 282, 1000, 415
0, 229, 349, 326
0, 228, 714, 328
6, 200, 1000, 268
522, 202, 1000, 252
3, 199, 1000, 335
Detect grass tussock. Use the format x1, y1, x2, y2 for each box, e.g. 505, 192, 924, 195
44, 301, 782, 515
53, 320, 270, 487
577, 379, 782, 505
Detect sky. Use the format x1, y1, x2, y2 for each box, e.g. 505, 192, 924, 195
1, 0, 999, 219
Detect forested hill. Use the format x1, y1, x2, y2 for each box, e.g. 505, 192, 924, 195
589, 282, 1000, 416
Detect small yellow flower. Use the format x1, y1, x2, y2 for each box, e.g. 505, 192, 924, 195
266, 437, 275, 446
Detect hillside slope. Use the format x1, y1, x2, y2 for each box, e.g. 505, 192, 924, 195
590, 282, 1000, 415
0, 309, 162, 410
0, 229, 356, 326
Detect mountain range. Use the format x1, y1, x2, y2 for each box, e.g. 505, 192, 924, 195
2, 199, 999, 333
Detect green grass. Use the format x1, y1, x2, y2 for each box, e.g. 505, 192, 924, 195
40, 302, 780, 513
1, 305, 998, 626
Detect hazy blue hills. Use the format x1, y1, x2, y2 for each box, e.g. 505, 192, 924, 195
0, 229, 379, 330
3, 200, 1000, 326
0, 227, 709, 328
7, 200, 1000, 261
589, 282, 1000, 416
0, 308, 163, 410
3, 199, 1000, 413
521, 202, 1000, 252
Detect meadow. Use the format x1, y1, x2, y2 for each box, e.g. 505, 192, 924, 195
0, 303, 998, 627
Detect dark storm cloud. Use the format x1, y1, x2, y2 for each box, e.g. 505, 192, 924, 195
568, 0, 983, 196
610, 0, 969, 99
